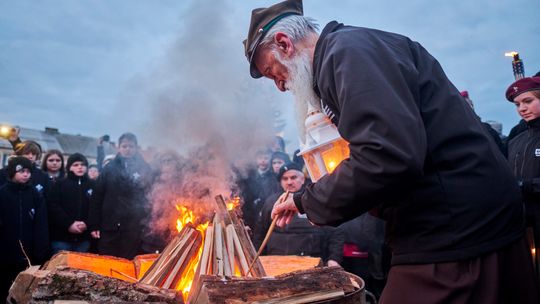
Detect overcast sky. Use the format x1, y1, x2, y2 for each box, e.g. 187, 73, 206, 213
1, 0, 538, 148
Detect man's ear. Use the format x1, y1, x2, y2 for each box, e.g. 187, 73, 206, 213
273, 32, 294, 58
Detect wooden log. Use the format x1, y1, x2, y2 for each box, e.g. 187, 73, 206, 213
9, 266, 183, 303
194, 267, 362, 304
153, 228, 199, 287
214, 195, 266, 277
213, 218, 224, 276
162, 230, 200, 288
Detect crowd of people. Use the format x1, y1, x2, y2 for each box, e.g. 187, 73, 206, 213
1, 2, 539, 300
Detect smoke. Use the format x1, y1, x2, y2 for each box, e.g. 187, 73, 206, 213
114, 0, 288, 244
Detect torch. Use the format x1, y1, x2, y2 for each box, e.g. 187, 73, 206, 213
505, 51, 525, 80
297, 102, 350, 182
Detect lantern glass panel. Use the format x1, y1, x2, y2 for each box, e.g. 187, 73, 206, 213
320, 139, 350, 174
303, 151, 323, 181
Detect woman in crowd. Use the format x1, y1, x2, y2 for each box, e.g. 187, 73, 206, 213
505, 76, 540, 254
42, 149, 65, 184
47, 153, 94, 254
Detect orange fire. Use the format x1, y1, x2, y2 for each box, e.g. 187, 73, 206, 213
173, 198, 240, 301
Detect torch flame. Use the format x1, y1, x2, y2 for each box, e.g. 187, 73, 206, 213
505, 51, 518, 57
0, 126, 10, 136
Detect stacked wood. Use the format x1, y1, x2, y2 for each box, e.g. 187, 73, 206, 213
189, 266, 364, 304
8, 266, 182, 304
139, 224, 203, 289
213, 195, 266, 277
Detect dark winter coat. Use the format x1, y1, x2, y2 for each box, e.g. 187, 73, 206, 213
294, 21, 524, 265
240, 168, 280, 231
47, 172, 95, 242
256, 192, 343, 263
0, 181, 49, 264
88, 154, 152, 259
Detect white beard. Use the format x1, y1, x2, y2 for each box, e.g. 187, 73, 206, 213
274, 50, 321, 146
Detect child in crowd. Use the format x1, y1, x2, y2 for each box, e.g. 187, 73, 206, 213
48, 153, 95, 255
0, 157, 49, 301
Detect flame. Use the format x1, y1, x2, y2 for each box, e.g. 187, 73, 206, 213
227, 196, 241, 211
505, 51, 518, 57
0, 126, 10, 136
173, 204, 210, 301
327, 160, 337, 173
176, 205, 195, 232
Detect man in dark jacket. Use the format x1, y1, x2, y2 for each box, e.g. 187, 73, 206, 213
255, 162, 343, 265
48, 153, 95, 254
88, 133, 153, 259
243, 0, 539, 302
0, 157, 49, 301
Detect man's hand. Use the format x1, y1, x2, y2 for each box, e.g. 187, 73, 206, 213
271, 192, 299, 227
90, 230, 100, 239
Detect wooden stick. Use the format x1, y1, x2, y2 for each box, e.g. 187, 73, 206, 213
246, 191, 290, 276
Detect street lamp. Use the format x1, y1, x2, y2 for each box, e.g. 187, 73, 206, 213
298, 103, 350, 182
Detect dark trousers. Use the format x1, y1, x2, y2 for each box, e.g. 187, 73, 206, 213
380, 237, 540, 304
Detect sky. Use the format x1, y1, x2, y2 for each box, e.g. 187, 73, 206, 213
1, 0, 539, 150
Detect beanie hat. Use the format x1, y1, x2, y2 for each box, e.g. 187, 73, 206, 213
66, 153, 88, 171
7, 156, 33, 178
277, 162, 303, 181
271, 151, 291, 163
505, 76, 540, 101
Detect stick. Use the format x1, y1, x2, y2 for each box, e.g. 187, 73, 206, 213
246, 191, 290, 275
18, 240, 32, 268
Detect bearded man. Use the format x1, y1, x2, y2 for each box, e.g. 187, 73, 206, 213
243, 1, 539, 303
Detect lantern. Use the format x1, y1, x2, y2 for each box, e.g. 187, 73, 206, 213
298, 103, 350, 182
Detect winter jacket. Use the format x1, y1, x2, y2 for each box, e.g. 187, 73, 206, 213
507, 117, 540, 203
0, 181, 49, 264
88, 154, 152, 259
47, 172, 95, 242
240, 168, 280, 231
256, 192, 343, 263
294, 21, 524, 265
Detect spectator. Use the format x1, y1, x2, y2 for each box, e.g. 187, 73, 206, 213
48, 153, 95, 255
270, 151, 290, 174
255, 162, 343, 265
270, 135, 286, 152
42, 149, 65, 184
88, 132, 153, 259
505, 76, 540, 259
0, 140, 50, 199
0, 157, 49, 301
239, 149, 280, 233
87, 164, 100, 180
96, 135, 116, 171
460, 91, 506, 155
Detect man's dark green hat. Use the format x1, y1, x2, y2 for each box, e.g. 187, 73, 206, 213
243, 0, 303, 79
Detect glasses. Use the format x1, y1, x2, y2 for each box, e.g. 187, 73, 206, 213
48, 159, 62, 162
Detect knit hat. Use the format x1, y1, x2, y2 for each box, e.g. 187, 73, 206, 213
7, 156, 33, 178
505, 76, 540, 101
66, 153, 88, 171
271, 151, 291, 163
277, 162, 303, 181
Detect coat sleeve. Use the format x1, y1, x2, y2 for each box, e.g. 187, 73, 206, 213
301, 36, 427, 226
47, 182, 74, 230
88, 170, 106, 231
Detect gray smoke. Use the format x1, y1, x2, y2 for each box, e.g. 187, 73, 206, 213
114, 1, 289, 241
